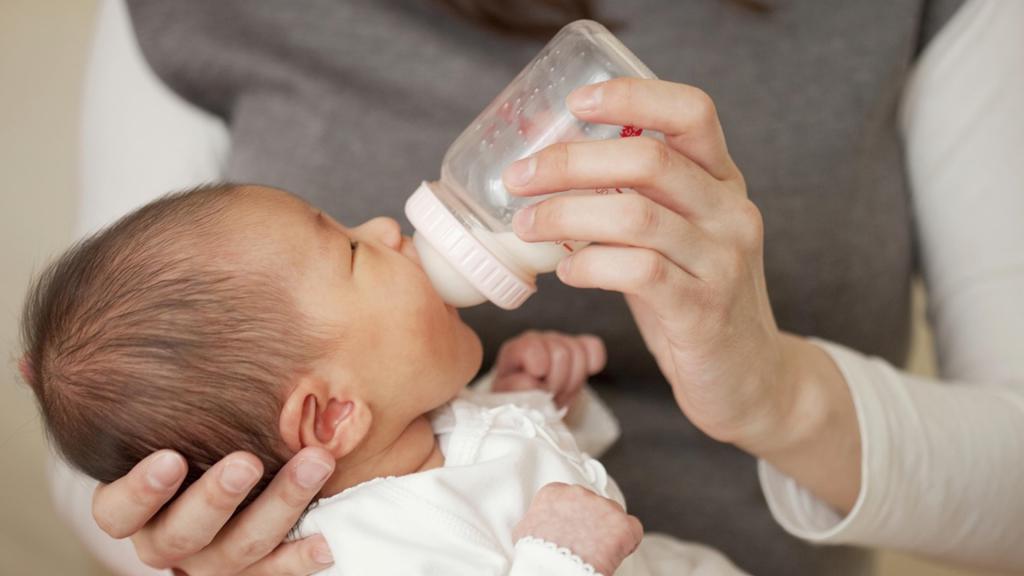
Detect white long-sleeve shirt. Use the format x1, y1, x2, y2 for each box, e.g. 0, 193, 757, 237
57, 0, 1024, 573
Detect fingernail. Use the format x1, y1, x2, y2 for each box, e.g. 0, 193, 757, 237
219, 460, 260, 494
295, 459, 333, 489
312, 541, 334, 564
506, 156, 537, 187
569, 85, 602, 112
146, 452, 184, 490
513, 205, 535, 235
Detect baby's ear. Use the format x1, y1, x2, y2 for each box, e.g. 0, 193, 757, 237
279, 375, 372, 459
18, 355, 34, 386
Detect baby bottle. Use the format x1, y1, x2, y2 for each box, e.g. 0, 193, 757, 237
406, 20, 657, 309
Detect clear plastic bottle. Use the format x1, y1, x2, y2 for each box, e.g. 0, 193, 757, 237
405, 20, 657, 309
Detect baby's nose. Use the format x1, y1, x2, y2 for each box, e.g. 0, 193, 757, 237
359, 217, 402, 250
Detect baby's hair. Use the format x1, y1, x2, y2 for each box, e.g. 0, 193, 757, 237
21, 184, 328, 512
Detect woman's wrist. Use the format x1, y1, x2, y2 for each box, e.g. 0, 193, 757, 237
736, 333, 863, 512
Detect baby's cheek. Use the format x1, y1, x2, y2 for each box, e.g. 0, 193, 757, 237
415, 300, 461, 360
400, 270, 464, 363
396, 279, 433, 325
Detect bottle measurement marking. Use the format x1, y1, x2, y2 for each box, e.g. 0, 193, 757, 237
619, 125, 644, 138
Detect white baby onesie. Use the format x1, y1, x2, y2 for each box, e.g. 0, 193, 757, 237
295, 389, 748, 576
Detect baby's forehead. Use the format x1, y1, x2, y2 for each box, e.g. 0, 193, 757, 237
214, 189, 325, 271
221, 187, 317, 229
234, 185, 310, 212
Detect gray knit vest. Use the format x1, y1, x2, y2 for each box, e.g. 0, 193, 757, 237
126, 1, 963, 573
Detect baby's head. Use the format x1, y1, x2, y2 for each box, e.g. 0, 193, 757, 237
21, 184, 481, 509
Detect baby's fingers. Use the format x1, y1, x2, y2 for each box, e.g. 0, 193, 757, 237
494, 372, 546, 393
578, 334, 607, 375
541, 332, 573, 396
495, 331, 550, 379
566, 335, 589, 398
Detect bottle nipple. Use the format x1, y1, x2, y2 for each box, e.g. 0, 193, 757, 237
412, 233, 488, 308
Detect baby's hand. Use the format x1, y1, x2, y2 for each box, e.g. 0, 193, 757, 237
514, 483, 643, 576
493, 331, 606, 408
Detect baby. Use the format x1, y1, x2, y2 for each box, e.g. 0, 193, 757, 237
21, 184, 745, 575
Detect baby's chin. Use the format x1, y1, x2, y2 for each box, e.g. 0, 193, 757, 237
461, 323, 484, 376
430, 341, 483, 411
450, 322, 484, 392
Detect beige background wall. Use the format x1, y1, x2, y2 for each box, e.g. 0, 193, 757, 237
0, 2, 999, 575
1, 1, 96, 574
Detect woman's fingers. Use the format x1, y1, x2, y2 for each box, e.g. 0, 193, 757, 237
556, 245, 702, 316
567, 77, 740, 182
92, 450, 186, 540
176, 448, 335, 575
514, 193, 718, 280
504, 136, 723, 219
133, 453, 263, 568
237, 535, 334, 576
98, 449, 335, 574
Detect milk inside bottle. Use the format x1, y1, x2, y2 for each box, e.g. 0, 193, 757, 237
405, 20, 658, 309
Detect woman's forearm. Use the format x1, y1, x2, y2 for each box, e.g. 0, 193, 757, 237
737, 333, 862, 513
759, 339, 1024, 569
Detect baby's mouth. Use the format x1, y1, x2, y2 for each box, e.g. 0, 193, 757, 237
399, 235, 422, 266
401, 235, 448, 304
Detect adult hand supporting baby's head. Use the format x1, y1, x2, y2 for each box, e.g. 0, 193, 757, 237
91, 447, 336, 575
514, 482, 643, 575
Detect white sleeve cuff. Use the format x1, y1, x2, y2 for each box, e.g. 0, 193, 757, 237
757, 339, 874, 543
758, 339, 1024, 569
509, 536, 602, 576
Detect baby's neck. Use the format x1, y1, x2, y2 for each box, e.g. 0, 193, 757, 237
318, 414, 443, 498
